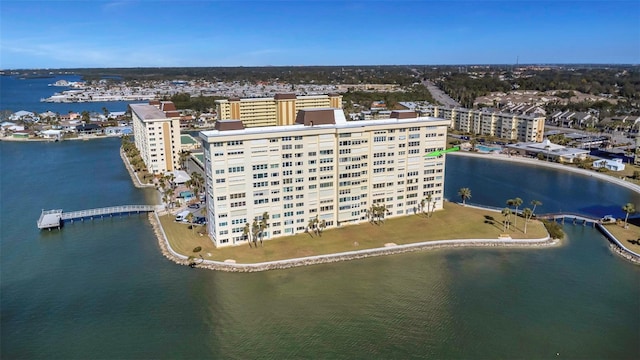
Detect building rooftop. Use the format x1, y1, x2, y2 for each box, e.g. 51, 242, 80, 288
200, 109, 448, 141
506, 139, 589, 157
130, 103, 167, 121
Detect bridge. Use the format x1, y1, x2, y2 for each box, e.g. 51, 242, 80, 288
537, 212, 602, 225
37, 205, 158, 230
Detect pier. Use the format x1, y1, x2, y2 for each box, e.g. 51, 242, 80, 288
37, 205, 157, 230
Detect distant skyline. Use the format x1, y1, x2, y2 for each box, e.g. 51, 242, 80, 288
1, 0, 639, 69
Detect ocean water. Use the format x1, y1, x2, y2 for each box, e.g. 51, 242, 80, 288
0, 75, 135, 114
1, 139, 638, 359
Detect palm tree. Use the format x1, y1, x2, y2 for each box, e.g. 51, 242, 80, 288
376, 204, 387, 224
251, 219, 260, 247
502, 207, 511, 231
318, 219, 327, 235
307, 218, 316, 235
259, 212, 270, 245
622, 203, 636, 228
185, 212, 195, 233
189, 171, 204, 200
179, 151, 190, 170
530, 200, 542, 217
522, 208, 533, 234
162, 193, 171, 211
420, 199, 425, 215
509, 197, 523, 230
425, 193, 433, 217
313, 215, 320, 235
458, 187, 471, 205
243, 223, 251, 247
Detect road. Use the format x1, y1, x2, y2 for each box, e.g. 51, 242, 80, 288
410, 68, 461, 107
422, 79, 461, 107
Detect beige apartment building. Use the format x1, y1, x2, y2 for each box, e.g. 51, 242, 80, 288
200, 109, 449, 247
215, 93, 343, 127
130, 101, 182, 174
433, 106, 545, 142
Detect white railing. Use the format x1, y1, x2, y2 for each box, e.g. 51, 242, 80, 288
60, 205, 156, 220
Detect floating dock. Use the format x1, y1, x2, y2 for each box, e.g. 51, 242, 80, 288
37, 205, 157, 230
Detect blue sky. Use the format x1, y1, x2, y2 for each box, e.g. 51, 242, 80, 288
1, 0, 638, 69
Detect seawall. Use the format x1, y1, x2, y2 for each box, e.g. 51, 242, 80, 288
149, 212, 558, 272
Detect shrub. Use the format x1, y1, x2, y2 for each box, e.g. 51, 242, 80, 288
541, 220, 565, 239
193, 246, 202, 253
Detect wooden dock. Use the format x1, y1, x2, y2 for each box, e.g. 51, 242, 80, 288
37, 205, 157, 230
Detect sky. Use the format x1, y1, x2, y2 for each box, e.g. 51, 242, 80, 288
1, 0, 639, 69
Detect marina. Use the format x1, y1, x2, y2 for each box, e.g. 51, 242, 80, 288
37, 205, 158, 230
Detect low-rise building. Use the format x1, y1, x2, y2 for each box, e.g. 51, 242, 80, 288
592, 158, 625, 171
505, 139, 589, 163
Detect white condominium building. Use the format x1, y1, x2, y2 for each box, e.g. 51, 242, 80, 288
434, 106, 545, 142
200, 109, 450, 247
215, 93, 343, 128
130, 101, 182, 174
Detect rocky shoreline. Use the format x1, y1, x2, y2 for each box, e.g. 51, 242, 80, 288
148, 211, 559, 272
119, 147, 155, 189
140, 149, 639, 271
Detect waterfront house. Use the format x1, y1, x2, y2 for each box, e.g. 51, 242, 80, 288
1, 121, 25, 132
10, 110, 40, 123
40, 129, 63, 140
75, 123, 102, 135
39, 111, 58, 120
60, 112, 80, 121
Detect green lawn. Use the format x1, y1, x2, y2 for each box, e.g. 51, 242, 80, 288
604, 220, 640, 253
160, 202, 549, 264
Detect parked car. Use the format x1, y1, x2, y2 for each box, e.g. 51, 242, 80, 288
188, 203, 200, 209
195, 217, 206, 225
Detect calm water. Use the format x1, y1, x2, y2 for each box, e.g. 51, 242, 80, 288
1, 140, 639, 359
0, 75, 135, 114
